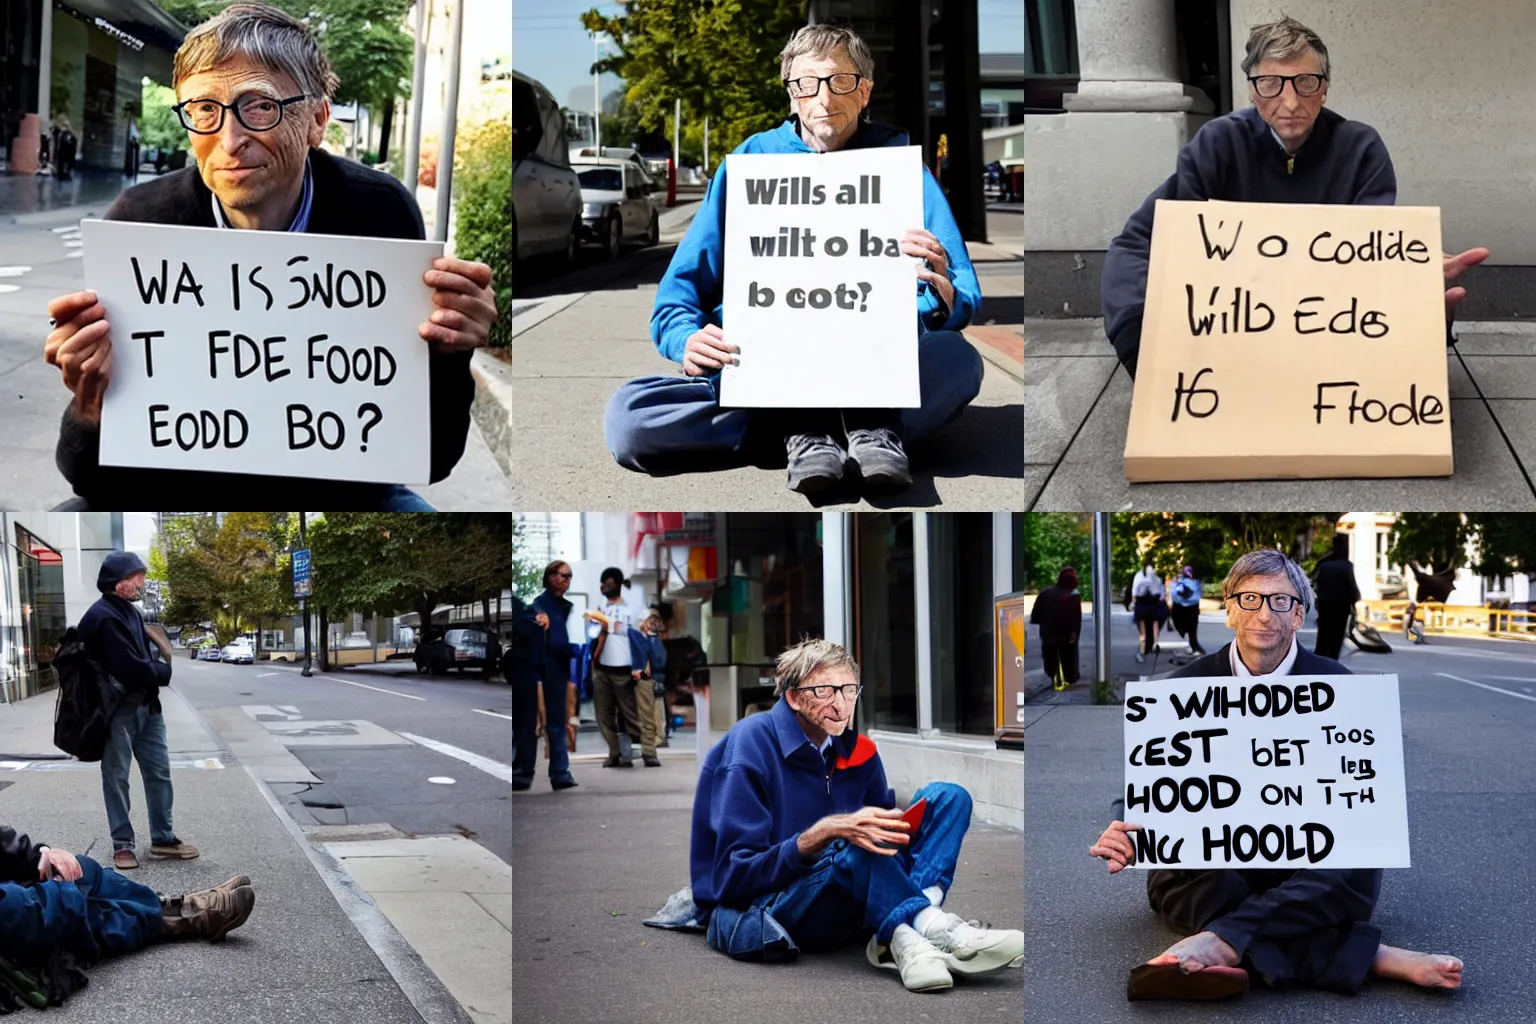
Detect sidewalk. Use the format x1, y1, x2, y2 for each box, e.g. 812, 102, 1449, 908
511, 735, 1023, 1022
1026, 317, 1536, 509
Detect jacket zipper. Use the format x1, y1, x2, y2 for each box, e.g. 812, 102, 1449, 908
1287, 157, 1294, 175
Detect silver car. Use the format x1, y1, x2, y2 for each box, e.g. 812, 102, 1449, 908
574, 157, 660, 259
513, 71, 581, 267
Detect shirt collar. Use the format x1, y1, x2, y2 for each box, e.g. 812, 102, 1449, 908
1230, 635, 1299, 677
210, 152, 313, 231
770, 697, 851, 762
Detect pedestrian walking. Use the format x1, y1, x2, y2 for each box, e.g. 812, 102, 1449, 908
1168, 567, 1205, 657
1403, 598, 1428, 645
1313, 533, 1360, 659
591, 568, 657, 767
1130, 564, 1167, 663
79, 552, 199, 870
1029, 566, 1081, 688
640, 614, 670, 747
521, 562, 578, 791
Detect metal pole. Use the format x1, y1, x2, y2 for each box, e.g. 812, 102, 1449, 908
1092, 512, 1112, 687
673, 98, 681, 170
300, 512, 312, 677
37, 0, 53, 126
703, 116, 708, 173
403, 0, 429, 192
433, 0, 465, 243
593, 34, 601, 152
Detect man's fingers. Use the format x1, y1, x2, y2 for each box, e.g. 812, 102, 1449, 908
430, 285, 500, 322
867, 806, 905, 819
700, 323, 725, 339
849, 835, 900, 856
1110, 820, 1143, 833
47, 291, 99, 321
1445, 287, 1467, 313
424, 261, 495, 293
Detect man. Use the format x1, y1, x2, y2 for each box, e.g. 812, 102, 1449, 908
1312, 533, 1360, 659
687, 638, 1021, 992
1089, 550, 1462, 1000
42, 2, 498, 510
1030, 565, 1081, 686
604, 23, 984, 496
590, 567, 657, 767
0, 823, 254, 1008
516, 562, 578, 791
1101, 16, 1487, 379
80, 551, 198, 870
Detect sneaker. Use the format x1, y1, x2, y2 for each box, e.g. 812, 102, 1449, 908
920, 911, 1024, 974
846, 426, 912, 491
113, 849, 139, 870
551, 777, 579, 790
1134, 651, 1145, 664
513, 782, 531, 792
643, 755, 661, 767
602, 757, 633, 768
158, 884, 255, 943
159, 874, 251, 915
867, 924, 953, 992
149, 840, 200, 860
785, 433, 847, 494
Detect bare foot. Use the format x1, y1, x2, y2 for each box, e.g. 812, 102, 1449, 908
1371, 944, 1463, 989
1148, 931, 1240, 973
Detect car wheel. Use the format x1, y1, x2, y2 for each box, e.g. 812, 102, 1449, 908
603, 215, 621, 260
564, 217, 580, 266
646, 212, 659, 248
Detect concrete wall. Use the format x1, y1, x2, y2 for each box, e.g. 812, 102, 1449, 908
871, 732, 1023, 831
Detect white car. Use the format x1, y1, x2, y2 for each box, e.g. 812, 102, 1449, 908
574, 157, 660, 260
219, 640, 254, 664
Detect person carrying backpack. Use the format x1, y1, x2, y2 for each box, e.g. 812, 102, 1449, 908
1169, 567, 1206, 657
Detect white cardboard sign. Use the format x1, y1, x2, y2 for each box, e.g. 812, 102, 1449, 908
1123, 674, 1409, 870
83, 219, 442, 483
719, 146, 923, 408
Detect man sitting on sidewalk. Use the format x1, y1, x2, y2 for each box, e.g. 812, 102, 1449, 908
604, 23, 983, 496
665, 638, 1022, 993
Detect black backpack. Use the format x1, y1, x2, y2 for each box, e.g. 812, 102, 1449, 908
52, 627, 122, 762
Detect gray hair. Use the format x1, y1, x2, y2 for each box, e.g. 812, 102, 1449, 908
778, 24, 875, 81
774, 637, 860, 698
173, 2, 339, 101
1241, 16, 1330, 78
1223, 550, 1315, 615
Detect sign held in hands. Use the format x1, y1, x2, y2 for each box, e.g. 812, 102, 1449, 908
1124, 200, 1452, 482
84, 220, 442, 484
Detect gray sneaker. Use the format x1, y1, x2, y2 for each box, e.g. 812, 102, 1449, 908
786, 433, 847, 494
846, 426, 912, 490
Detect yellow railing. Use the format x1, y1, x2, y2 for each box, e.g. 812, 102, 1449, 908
1356, 600, 1536, 642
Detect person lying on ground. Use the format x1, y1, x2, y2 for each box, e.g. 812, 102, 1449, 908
604, 22, 983, 497
1087, 549, 1461, 1001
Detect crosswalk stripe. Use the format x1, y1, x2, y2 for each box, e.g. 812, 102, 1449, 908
399, 732, 511, 783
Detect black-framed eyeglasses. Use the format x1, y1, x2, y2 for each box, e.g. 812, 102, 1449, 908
1227, 592, 1302, 613
552, 572, 572, 580
784, 73, 864, 98
173, 94, 309, 134
1247, 73, 1326, 99
790, 683, 864, 701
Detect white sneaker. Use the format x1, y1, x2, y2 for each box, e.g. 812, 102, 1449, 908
867, 924, 953, 992
921, 911, 1024, 974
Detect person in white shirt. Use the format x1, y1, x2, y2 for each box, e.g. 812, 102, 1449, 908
592, 567, 659, 767
1130, 563, 1168, 663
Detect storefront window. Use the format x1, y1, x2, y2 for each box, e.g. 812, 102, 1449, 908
929, 515, 996, 736
856, 513, 916, 731
13, 525, 64, 699
720, 514, 824, 669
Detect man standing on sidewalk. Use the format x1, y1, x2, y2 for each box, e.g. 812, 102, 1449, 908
79, 552, 199, 870
591, 568, 660, 768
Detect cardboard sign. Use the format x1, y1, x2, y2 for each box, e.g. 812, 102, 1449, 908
83, 220, 443, 483
1122, 674, 1409, 870
719, 146, 923, 408
1124, 200, 1451, 481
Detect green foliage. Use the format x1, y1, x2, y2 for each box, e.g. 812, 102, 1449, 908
453, 118, 512, 348
1021, 514, 1092, 599
140, 82, 184, 153
1389, 513, 1536, 578
1111, 513, 1339, 599
157, 513, 295, 645
510, 520, 544, 599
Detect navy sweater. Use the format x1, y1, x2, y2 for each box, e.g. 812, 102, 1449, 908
78, 593, 172, 715
690, 698, 895, 914
1101, 106, 1397, 371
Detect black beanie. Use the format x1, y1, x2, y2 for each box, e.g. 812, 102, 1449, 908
97, 551, 148, 594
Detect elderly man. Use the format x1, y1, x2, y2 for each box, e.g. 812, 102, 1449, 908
678, 638, 1021, 993
1101, 16, 1487, 379
42, 2, 498, 511
1089, 549, 1462, 1001
604, 24, 983, 496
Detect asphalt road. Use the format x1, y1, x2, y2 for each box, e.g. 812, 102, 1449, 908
1025, 623, 1536, 1022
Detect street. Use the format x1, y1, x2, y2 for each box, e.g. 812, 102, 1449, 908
1024, 609, 1536, 1022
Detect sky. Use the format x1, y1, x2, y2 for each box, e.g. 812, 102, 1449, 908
513, 0, 1026, 116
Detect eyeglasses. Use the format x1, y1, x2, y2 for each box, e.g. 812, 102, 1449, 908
791, 683, 864, 701
784, 73, 864, 98
173, 93, 308, 134
1247, 74, 1326, 99
552, 572, 572, 580
1227, 592, 1302, 613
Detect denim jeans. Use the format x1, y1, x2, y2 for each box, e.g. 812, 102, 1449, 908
0, 855, 161, 966
100, 702, 176, 851
511, 658, 573, 786
750, 781, 973, 951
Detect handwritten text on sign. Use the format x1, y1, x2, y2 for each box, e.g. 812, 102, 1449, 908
1123, 674, 1409, 870
1124, 200, 1451, 481
83, 220, 442, 483
720, 146, 922, 408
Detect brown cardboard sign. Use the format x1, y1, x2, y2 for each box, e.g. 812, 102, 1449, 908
1124, 200, 1451, 482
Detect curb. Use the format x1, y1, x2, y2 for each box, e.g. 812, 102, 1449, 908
469, 349, 512, 482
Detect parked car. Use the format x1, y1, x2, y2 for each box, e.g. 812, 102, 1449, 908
513, 70, 581, 267
220, 639, 254, 664
568, 146, 661, 193
573, 157, 660, 258
414, 627, 500, 677
197, 642, 221, 661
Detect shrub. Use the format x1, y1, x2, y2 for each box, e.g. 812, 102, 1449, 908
453, 118, 511, 348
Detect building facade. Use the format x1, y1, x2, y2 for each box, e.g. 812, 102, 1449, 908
1336, 513, 1534, 609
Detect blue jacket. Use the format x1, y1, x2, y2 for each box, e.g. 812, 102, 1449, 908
651, 116, 981, 366
690, 697, 894, 915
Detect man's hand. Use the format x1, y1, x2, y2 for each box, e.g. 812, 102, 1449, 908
37, 847, 81, 883
1444, 247, 1490, 318
534, 612, 550, 629
1089, 819, 1142, 873
682, 324, 738, 377
45, 290, 114, 426
900, 228, 956, 319
631, 669, 642, 682
419, 257, 498, 353
799, 806, 911, 859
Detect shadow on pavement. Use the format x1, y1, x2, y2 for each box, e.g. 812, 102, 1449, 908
513, 243, 674, 300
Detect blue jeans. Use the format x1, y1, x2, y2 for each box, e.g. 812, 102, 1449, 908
374, 486, 436, 511
727, 781, 973, 954
511, 657, 573, 786
0, 855, 161, 966
603, 331, 984, 471
100, 702, 176, 851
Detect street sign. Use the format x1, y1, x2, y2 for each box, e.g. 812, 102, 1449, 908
293, 548, 312, 598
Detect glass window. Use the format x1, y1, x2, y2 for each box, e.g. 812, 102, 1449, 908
929, 515, 995, 736
720, 514, 824, 669
13, 525, 64, 700
856, 513, 916, 732
577, 167, 622, 191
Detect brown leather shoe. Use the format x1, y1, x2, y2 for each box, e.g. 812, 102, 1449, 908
113, 849, 139, 870
149, 840, 200, 860
158, 875, 252, 915
158, 885, 255, 942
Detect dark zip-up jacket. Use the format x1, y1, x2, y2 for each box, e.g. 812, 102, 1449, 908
78, 593, 172, 715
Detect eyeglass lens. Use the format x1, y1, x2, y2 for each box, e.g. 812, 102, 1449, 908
789, 74, 859, 97
1251, 74, 1323, 98
182, 96, 286, 132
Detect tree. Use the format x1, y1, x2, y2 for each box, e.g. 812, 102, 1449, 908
1112, 513, 1338, 598
139, 82, 184, 152
156, 514, 294, 648
511, 519, 544, 599
1389, 513, 1536, 580
1021, 514, 1091, 598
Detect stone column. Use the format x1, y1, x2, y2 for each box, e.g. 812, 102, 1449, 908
9, 114, 40, 174
37, 0, 53, 127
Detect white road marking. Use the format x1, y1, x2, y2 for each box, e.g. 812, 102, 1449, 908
65, 252, 82, 259
0, 285, 18, 293
0, 266, 30, 276
50, 226, 75, 233
1437, 673, 1536, 704
63, 240, 82, 248
335, 678, 426, 701
257, 671, 282, 677
428, 776, 456, 785
400, 732, 511, 784
1490, 676, 1536, 683
472, 709, 512, 721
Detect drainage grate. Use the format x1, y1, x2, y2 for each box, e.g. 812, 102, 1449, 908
509, 301, 544, 319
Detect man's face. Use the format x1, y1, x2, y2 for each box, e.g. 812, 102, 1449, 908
786, 48, 872, 152
116, 572, 147, 602
784, 665, 859, 739
179, 55, 328, 215
547, 564, 571, 598
1249, 52, 1328, 151
1224, 572, 1304, 662
600, 576, 621, 599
